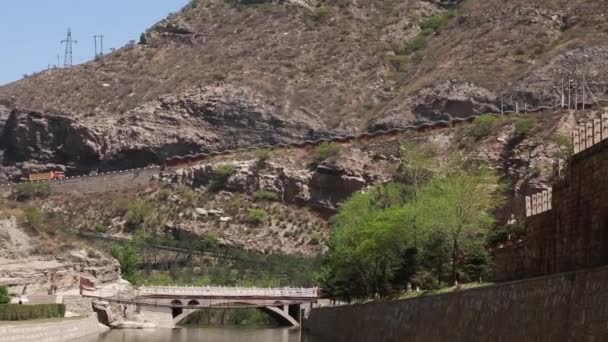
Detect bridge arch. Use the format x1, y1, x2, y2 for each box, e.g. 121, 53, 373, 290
172, 303, 301, 328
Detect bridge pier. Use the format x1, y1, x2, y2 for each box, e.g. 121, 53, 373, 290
140, 306, 176, 329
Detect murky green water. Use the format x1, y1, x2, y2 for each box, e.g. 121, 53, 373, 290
82, 327, 319, 342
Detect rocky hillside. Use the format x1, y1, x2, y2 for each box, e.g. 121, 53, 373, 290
0, 0, 607, 177
33, 109, 591, 257
0, 214, 120, 295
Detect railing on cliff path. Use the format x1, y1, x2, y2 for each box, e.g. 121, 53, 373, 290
0, 100, 601, 191
525, 113, 608, 218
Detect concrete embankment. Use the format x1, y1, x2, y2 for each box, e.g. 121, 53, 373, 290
0, 316, 108, 342
304, 265, 608, 341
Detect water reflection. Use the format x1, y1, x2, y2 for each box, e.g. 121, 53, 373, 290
84, 327, 319, 342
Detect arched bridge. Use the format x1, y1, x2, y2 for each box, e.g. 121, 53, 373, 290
82, 285, 319, 328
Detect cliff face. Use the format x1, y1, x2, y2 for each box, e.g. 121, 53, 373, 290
0, 85, 334, 179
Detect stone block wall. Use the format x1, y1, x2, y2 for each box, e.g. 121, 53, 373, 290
0, 316, 108, 342
304, 265, 608, 342
49, 167, 159, 194
494, 138, 608, 281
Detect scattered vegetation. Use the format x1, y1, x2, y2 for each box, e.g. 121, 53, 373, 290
247, 208, 266, 224
392, 10, 458, 57
252, 189, 279, 202
465, 115, 503, 141
21, 207, 45, 234
95, 223, 108, 234
13, 183, 50, 202
552, 133, 574, 159
138, 235, 321, 287
125, 200, 154, 231
514, 117, 536, 137
255, 149, 271, 162
208, 164, 236, 192
0, 304, 66, 321
306, 5, 332, 22
314, 142, 341, 163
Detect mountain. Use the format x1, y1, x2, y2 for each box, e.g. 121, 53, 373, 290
0, 0, 607, 177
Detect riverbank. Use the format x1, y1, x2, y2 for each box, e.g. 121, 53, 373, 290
0, 316, 108, 342
304, 265, 608, 341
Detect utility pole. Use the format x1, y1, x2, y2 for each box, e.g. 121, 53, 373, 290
93, 34, 104, 57
61, 28, 78, 67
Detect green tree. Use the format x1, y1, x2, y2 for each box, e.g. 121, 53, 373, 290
0, 286, 10, 304
416, 158, 503, 284
397, 142, 437, 198
321, 183, 414, 298
111, 243, 141, 285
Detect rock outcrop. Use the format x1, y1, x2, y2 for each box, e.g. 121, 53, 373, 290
0, 217, 120, 295
0, 84, 334, 178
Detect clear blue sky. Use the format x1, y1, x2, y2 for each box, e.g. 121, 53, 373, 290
0, 0, 190, 86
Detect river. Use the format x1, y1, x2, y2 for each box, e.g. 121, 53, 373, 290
83, 327, 319, 342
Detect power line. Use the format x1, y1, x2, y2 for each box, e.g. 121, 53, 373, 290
61, 28, 78, 67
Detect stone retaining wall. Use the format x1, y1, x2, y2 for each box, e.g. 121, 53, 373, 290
0, 316, 108, 342
494, 138, 608, 281
304, 265, 608, 342
49, 167, 159, 194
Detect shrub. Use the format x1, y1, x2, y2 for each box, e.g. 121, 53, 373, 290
385, 55, 411, 72
420, 11, 457, 32
178, 186, 198, 203
0, 287, 9, 305
255, 149, 271, 162
14, 183, 50, 202
22, 207, 45, 234
314, 142, 341, 163
552, 133, 574, 158
309, 232, 323, 245
0, 304, 65, 321
514, 117, 536, 137
253, 189, 279, 202
306, 5, 332, 22
110, 244, 141, 285
466, 115, 502, 141
126, 200, 154, 231
247, 209, 266, 224
208, 164, 236, 192
95, 223, 108, 234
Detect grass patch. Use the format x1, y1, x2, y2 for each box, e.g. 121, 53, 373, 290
252, 189, 279, 202
247, 208, 266, 224
551, 133, 574, 159
314, 142, 341, 163
0, 304, 66, 321
126, 200, 154, 231
95, 223, 108, 234
306, 5, 332, 22
398, 282, 492, 300
208, 164, 236, 192
513, 117, 536, 137
255, 148, 271, 162
466, 115, 503, 141
13, 183, 50, 202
